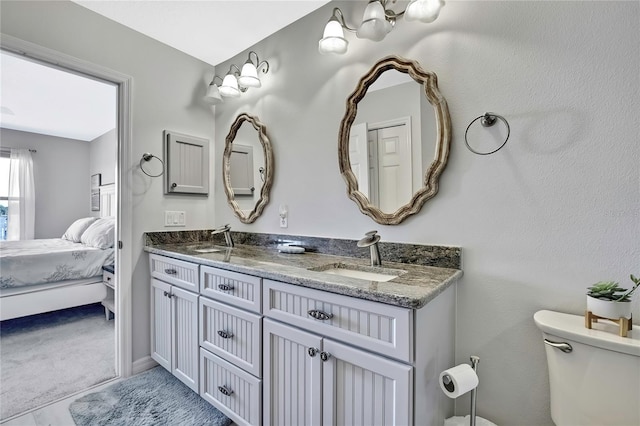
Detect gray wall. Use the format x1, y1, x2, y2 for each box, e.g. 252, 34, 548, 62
90, 128, 117, 187
0, 128, 90, 238
0, 0, 216, 364
213, 2, 639, 425
2, 1, 639, 425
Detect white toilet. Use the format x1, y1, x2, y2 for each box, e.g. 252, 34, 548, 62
534, 310, 640, 426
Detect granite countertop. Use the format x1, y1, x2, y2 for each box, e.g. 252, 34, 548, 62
145, 242, 462, 309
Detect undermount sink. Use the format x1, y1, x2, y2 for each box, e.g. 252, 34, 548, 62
188, 245, 225, 254
309, 263, 406, 282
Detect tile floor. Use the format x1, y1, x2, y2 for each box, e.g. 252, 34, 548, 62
0, 379, 120, 426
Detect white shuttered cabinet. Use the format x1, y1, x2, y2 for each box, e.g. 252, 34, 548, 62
149, 253, 455, 426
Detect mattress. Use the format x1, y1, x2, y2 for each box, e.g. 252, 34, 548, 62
0, 238, 115, 290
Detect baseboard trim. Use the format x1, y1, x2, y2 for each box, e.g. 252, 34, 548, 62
132, 356, 158, 375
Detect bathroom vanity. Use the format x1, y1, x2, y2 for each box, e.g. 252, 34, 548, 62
145, 239, 461, 426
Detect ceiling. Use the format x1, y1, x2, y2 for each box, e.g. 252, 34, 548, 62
0, 1, 330, 142
72, 0, 331, 67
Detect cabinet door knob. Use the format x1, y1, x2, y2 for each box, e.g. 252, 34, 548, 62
320, 351, 331, 362
217, 283, 234, 291
308, 347, 319, 357
164, 268, 177, 275
308, 309, 333, 321
218, 385, 234, 396
171, 182, 177, 189
163, 291, 172, 298
217, 330, 234, 339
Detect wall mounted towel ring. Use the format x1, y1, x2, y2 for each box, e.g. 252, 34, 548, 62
140, 152, 164, 177
464, 112, 510, 155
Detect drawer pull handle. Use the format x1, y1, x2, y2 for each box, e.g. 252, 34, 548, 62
320, 351, 331, 362
163, 291, 172, 298
217, 330, 234, 339
218, 284, 235, 291
164, 268, 177, 275
308, 309, 333, 321
308, 347, 318, 357
218, 385, 234, 396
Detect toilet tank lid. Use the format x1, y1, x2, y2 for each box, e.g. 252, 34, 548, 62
534, 310, 640, 357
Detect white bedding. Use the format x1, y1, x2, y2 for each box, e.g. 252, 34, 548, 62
0, 238, 114, 290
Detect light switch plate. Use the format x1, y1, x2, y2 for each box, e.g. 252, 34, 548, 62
165, 210, 186, 227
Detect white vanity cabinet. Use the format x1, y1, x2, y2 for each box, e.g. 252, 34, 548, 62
199, 265, 263, 426
149, 254, 200, 392
264, 318, 412, 426
148, 251, 456, 426
150, 279, 199, 391
262, 278, 455, 426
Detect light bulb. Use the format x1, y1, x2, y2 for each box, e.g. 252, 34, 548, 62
357, 1, 392, 41
238, 61, 261, 88
405, 0, 445, 23
318, 17, 348, 54
219, 73, 240, 97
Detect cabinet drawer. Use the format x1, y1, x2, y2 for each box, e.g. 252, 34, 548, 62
200, 266, 261, 313
102, 270, 115, 289
200, 297, 262, 377
200, 349, 261, 426
263, 279, 413, 362
149, 254, 199, 292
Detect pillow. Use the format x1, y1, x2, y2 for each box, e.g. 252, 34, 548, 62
61, 217, 99, 242
80, 217, 115, 249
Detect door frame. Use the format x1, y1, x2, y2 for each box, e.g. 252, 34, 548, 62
1, 34, 133, 377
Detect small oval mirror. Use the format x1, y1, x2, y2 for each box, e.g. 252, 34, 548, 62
223, 113, 274, 223
338, 56, 451, 225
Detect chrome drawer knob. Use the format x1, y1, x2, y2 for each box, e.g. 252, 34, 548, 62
308, 347, 318, 357
320, 351, 331, 362
218, 385, 234, 396
307, 309, 333, 321
217, 330, 234, 339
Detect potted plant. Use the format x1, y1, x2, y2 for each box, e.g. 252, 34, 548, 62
586, 274, 639, 319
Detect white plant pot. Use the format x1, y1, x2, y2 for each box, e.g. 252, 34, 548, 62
587, 295, 632, 319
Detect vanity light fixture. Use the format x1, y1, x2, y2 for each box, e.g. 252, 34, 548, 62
204, 51, 270, 104
318, 0, 445, 55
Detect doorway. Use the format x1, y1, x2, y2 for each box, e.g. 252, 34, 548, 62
0, 33, 132, 418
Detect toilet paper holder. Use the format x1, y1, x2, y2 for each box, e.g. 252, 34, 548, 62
441, 356, 481, 426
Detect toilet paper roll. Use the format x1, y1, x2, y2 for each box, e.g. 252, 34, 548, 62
439, 363, 479, 398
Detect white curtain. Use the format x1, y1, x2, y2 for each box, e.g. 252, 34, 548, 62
7, 148, 35, 240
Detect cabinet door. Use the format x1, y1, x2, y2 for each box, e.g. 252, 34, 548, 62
263, 319, 322, 426
322, 339, 413, 426
171, 286, 199, 392
164, 130, 209, 194
151, 278, 172, 370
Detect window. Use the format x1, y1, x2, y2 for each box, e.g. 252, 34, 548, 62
0, 155, 9, 240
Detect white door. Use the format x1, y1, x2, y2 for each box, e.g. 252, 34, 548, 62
348, 122, 370, 198
375, 124, 412, 212
322, 339, 413, 426
263, 319, 322, 426
150, 278, 172, 371
171, 286, 199, 392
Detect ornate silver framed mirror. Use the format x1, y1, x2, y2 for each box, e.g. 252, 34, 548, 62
338, 56, 452, 225
223, 113, 274, 224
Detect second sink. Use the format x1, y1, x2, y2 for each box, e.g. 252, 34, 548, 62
309, 263, 406, 282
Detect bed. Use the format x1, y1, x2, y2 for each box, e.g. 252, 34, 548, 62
0, 184, 116, 321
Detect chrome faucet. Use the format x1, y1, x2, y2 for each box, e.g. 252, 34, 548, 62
357, 230, 381, 266
211, 224, 234, 248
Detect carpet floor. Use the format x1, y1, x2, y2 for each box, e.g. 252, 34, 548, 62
69, 366, 232, 426
0, 303, 116, 420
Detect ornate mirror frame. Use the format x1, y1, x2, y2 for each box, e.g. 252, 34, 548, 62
223, 113, 274, 224
338, 56, 452, 225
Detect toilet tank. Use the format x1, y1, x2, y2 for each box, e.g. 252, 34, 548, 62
534, 310, 640, 426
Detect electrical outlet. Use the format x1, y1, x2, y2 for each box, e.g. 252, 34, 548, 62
279, 204, 288, 228
165, 210, 186, 227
